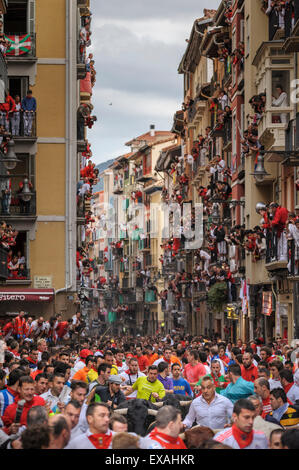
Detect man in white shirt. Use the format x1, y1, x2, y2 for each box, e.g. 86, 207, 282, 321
41, 372, 65, 412
29, 317, 45, 339
120, 358, 145, 398
63, 400, 82, 440
183, 375, 233, 430
65, 402, 115, 449
279, 369, 299, 404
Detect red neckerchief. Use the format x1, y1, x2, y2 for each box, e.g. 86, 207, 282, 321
149, 428, 187, 449
88, 432, 112, 449
284, 382, 294, 394
231, 423, 253, 449
163, 356, 170, 364
27, 357, 37, 365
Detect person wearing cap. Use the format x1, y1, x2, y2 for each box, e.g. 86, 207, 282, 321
91, 376, 126, 410
72, 355, 98, 384
71, 349, 92, 377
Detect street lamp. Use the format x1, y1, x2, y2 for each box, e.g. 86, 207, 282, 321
0, 140, 21, 170
19, 178, 34, 202
251, 153, 269, 183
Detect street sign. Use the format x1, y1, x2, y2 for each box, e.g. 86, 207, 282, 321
33, 276, 53, 289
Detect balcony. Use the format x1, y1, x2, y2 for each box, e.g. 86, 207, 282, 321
113, 180, 124, 194
187, 97, 206, 128
6, 268, 31, 285
139, 237, 151, 251
77, 140, 88, 153
12, 112, 37, 142
77, 0, 90, 15
145, 289, 157, 303
283, 3, 299, 52
223, 119, 232, 151
258, 109, 291, 152
265, 231, 288, 273
0, 246, 8, 280
77, 39, 87, 79
0, 192, 36, 221
5, 33, 37, 62
135, 166, 156, 183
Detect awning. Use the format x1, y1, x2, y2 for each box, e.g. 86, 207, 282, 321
0, 289, 55, 302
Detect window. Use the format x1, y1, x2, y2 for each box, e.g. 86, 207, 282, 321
4, 1, 28, 34
8, 76, 29, 101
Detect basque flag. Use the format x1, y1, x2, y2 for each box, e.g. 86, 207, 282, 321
5, 34, 32, 56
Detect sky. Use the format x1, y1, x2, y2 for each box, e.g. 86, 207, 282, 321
88, 0, 220, 164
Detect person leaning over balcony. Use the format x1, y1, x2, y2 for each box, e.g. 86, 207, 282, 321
0, 93, 15, 133
10, 95, 21, 136
269, 202, 289, 262
21, 90, 36, 136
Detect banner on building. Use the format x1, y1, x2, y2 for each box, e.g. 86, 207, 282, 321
262, 291, 273, 316
5, 34, 32, 56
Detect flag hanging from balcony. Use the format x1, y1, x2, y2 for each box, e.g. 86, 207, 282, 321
262, 291, 273, 316
4, 34, 32, 56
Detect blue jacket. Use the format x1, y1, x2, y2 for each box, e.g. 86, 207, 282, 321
220, 376, 254, 403
21, 96, 37, 111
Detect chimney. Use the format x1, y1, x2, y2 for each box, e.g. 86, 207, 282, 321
150, 124, 155, 137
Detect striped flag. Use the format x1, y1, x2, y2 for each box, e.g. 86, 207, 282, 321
5, 34, 32, 56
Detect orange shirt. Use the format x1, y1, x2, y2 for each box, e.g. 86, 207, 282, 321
146, 353, 159, 366
72, 366, 89, 382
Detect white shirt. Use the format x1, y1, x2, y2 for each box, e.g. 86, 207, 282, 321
183, 393, 233, 430
268, 378, 283, 391
30, 320, 45, 336
40, 389, 65, 410
286, 383, 299, 404
272, 92, 288, 108
119, 371, 146, 398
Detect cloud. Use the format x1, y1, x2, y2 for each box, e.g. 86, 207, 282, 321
91, 0, 220, 21
89, 0, 221, 163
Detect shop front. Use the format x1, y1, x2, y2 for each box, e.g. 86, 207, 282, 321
0, 288, 55, 325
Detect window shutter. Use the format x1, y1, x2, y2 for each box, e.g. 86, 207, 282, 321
27, 0, 35, 33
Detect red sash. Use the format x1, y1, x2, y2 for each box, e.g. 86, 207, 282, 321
149, 428, 186, 449
231, 424, 253, 449
88, 432, 112, 449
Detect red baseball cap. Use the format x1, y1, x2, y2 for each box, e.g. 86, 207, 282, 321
79, 349, 93, 359
126, 353, 134, 358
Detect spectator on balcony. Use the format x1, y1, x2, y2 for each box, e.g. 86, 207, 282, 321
7, 255, 19, 279
272, 84, 288, 124
17, 263, 28, 279
287, 217, 299, 274
0, 93, 15, 133
21, 90, 37, 136
10, 95, 21, 136
269, 202, 289, 261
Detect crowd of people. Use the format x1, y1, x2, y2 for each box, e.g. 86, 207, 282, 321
0, 315, 298, 450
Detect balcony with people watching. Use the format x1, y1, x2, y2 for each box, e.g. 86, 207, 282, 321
252, 42, 294, 152
0, 222, 31, 284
